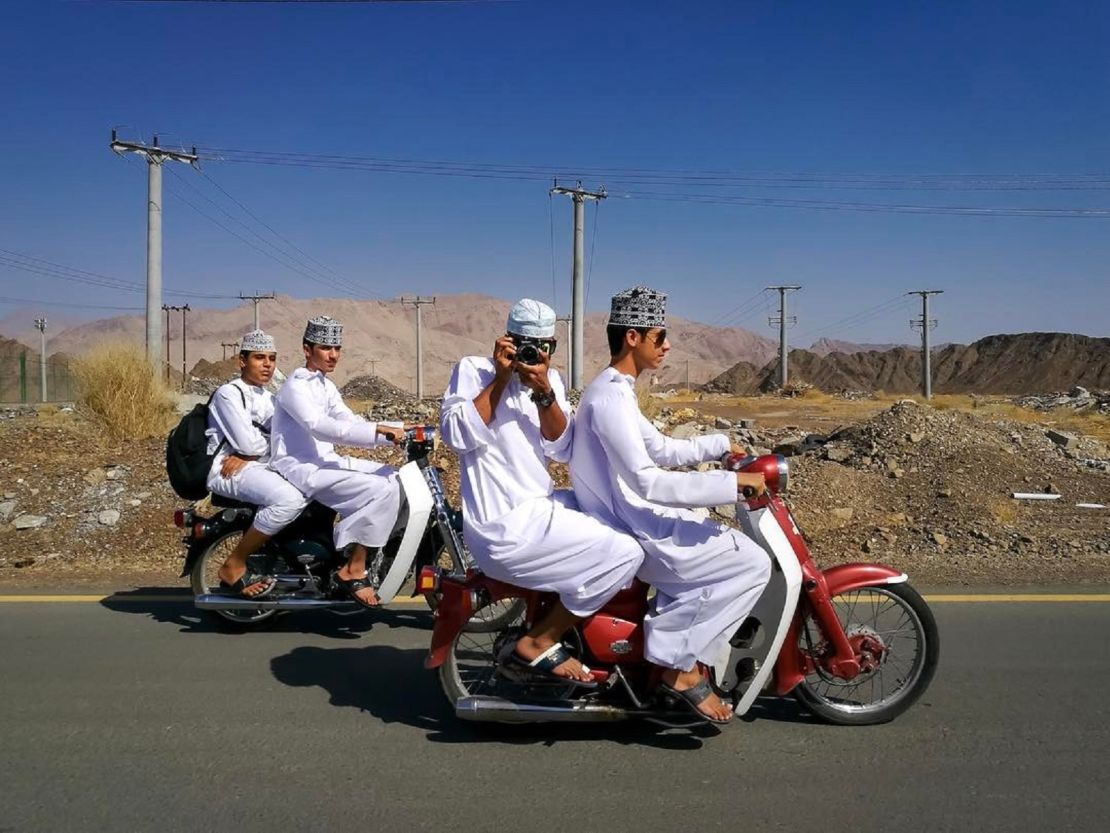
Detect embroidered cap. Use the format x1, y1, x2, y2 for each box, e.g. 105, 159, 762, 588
240, 329, 276, 353
303, 315, 343, 347
506, 298, 556, 339
608, 285, 667, 329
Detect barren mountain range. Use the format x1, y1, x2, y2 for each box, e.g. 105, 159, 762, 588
4, 295, 1106, 398
709, 332, 1110, 395
2, 294, 778, 394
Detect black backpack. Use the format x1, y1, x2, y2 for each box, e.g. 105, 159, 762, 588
165, 385, 246, 500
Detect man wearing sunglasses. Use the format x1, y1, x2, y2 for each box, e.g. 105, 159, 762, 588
441, 299, 644, 685
569, 286, 772, 724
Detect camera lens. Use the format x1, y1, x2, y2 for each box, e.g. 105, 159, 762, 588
516, 343, 541, 365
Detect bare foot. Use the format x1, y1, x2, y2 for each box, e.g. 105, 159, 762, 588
217, 564, 273, 598
662, 668, 733, 722
514, 636, 592, 682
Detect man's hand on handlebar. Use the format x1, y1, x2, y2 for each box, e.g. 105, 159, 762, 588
729, 441, 753, 458
376, 422, 424, 445
737, 471, 767, 499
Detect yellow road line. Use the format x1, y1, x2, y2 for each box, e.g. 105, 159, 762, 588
924, 594, 1110, 603
0, 593, 1108, 604
0, 594, 430, 604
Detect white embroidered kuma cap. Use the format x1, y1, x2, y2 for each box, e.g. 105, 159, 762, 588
240, 329, 276, 353
304, 315, 343, 347
506, 298, 556, 339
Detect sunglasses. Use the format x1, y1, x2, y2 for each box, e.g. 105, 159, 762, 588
645, 329, 667, 347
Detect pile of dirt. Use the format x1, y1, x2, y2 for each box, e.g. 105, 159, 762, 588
341, 374, 411, 402
709, 332, 1110, 395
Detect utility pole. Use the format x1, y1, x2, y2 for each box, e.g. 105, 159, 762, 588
221, 341, 240, 361
909, 290, 943, 400
109, 131, 197, 370
551, 180, 606, 390
33, 317, 47, 402
162, 304, 190, 388
555, 314, 572, 382
400, 296, 436, 400
685, 359, 691, 393
767, 285, 802, 388
368, 359, 378, 377
239, 291, 275, 330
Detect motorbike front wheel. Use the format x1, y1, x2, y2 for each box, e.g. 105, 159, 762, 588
794, 582, 938, 725
189, 528, 278, 628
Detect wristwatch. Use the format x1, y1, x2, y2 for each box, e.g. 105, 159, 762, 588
531, 388, 557, 409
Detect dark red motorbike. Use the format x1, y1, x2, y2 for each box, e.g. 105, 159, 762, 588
419, 453, 939, 727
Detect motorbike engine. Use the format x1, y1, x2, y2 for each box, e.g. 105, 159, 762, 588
284, 538, 333, 569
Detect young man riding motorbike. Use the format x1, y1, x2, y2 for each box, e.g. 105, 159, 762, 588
206, 329, 309, 599
440, 299, 644, 684
569, 286, 772, 723
269, 315, 405, 608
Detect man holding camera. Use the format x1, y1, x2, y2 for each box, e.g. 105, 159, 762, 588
441, 299, 644, 684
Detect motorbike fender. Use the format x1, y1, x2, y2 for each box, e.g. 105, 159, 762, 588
425, 577, 476, 669
772, 562, 908, 696
376, 461, 435, 605
179, 516, 250, 578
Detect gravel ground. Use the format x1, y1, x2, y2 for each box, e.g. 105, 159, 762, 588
1, 399, 1107, 588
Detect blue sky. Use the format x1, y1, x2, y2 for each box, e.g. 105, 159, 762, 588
1, 0, 1108, 345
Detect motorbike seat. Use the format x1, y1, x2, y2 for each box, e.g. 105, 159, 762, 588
210, 493, 256, 510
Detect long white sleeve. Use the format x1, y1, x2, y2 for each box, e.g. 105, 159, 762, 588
589, 391, 736, 509
278, 373, 379, 448
638, 414, 729, 467
540, 369, 574, 463
440, 358, 497, 455
209, 383, 269, 456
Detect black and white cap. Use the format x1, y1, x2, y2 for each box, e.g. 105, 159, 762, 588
304, 315, 343, 347
608, 285, 667, 329
240, 329, 276, 353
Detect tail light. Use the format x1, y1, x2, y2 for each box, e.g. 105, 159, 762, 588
417, 566, 440, 595
173, 509, 188, 528
192, 521, 209, 540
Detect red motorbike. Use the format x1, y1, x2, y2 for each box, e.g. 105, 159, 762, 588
419, 453, 939, 728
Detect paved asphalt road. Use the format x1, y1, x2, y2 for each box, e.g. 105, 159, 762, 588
2, 591, 1108, 833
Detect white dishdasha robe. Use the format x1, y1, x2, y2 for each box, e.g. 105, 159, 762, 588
270, 368, 401, 549
440, 357, 643, 617
205, 379, 307, 536
570, 367, 771, 670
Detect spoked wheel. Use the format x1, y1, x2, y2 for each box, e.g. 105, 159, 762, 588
794, 583, 938, 725
438, 594, 581, 706
189, 529, 278, 628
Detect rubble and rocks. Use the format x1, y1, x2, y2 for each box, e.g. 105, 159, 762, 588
13, 514, 47, 530
1017, 386, 1110, 415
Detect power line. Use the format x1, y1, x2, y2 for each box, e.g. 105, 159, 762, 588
0, 295, 144, 311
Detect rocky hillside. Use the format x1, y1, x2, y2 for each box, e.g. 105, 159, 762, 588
710, 332, 1110, 395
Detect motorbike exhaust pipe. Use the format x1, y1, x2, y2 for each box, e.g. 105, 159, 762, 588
455, 695, 634, 723
194, 594, 357, 611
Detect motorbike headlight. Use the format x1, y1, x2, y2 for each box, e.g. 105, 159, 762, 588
775, 454, 790, 492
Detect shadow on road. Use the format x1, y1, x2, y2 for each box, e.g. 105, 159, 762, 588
270, 644, 714, 749
99, 587, 432, 639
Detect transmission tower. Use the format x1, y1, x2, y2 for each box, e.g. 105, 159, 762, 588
909, 290, 943, 399
400, 296, 436, 400
551, 180, 606, 390
239, 291, 276, 330
767, 285, 801, 388
109, 131, 197, 370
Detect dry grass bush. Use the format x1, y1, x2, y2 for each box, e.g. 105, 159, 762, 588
72, 343, 177, 439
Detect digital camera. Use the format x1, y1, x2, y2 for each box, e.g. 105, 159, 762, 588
511, 336, 556, 366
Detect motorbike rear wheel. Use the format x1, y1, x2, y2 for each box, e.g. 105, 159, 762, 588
424, 547, 527, 632
438, 594, 579, 706
794, 582, 938, 726
189, 528, 278, 628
